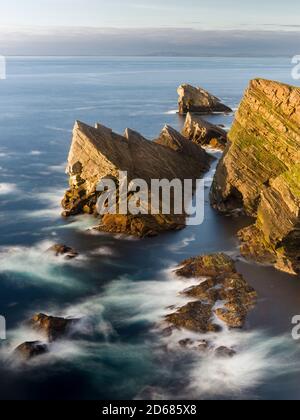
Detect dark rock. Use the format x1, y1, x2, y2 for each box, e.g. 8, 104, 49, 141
166, 254, 257, 332
30, 313, 80, 342
14, 341, 49, 361
47, 244, 79, 259
176, 253, 236, 279
182, 113, 228, 150
178, 84, 232, 115
178, 338, 194, 348
165, 301, 221, 334
215, 346, 237, 358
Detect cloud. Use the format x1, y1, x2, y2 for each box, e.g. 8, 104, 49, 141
0, 26, 300, 56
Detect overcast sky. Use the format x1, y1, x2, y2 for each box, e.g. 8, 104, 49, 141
0, 0, 300, 56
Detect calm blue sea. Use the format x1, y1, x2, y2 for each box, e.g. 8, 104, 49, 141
0, 57, 300, 400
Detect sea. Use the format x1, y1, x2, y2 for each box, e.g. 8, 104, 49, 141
0, 56, 300, 400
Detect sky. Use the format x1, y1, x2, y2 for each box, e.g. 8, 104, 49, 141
0, 0, 300, 55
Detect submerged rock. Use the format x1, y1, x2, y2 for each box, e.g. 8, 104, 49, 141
182, 113, 228, 150
178, 84, 232, 115
166, 254, 257, 333
14, 341, 49, 361
30, 313, 79, 342
210, 79, 300, 275
215, 346, 236, 358
62, 121, 211, 237
47, 244, 79, 259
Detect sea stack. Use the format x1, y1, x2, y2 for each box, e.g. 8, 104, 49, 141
210, 79, 300, 275
178, 84, 232, 115
62, 121, 211, 237
182, 113, 228, 150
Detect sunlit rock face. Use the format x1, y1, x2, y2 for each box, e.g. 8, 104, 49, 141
177, 84, 232, 115
62, 121, 211, 237
210, 79, 300, 275
182, 113, 228, 150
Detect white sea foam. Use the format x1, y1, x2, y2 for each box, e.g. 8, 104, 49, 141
22, 187, 65, 220
29, 150, 43, 156
99, 265, 300, 399
168, 235, 196, 253
164, 109, 178, 115
0, 183, 18, 195
48, 162, 67, 173
45, 126, 72, 133
0, 240, 82, 289
90, 246, 117, 257
55, 214, 98, 232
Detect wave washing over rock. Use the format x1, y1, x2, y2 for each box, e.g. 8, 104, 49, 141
210, 79, 300, 275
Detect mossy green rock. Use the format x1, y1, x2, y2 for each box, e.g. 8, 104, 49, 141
210, 79, 300, 274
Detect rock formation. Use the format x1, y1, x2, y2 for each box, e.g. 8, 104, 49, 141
178, 84, 232, 115
30, 313, 79, 342
47, 244, 78, 259
13, 314, 81, 362
210, 79, 300, 275
165, 254, 257, 332
182, 113, 228, 150
14, 341, 49, 362
62, 121, 211, 237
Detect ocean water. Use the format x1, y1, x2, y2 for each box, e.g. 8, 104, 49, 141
0, 57, 300, 400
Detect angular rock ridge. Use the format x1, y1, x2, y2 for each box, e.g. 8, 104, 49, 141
210, 79, 300, 274
166, 254, 257, 332
182, 113, 228, 150
62, 121, 211, 237
178, 84, 232, 115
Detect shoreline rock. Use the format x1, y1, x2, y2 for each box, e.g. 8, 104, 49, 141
166, 254, 257, 333
14, 341, 49, 362
182, 113, 228, 150
30, 313, 80, 342
47, 244, 79, 259
178, 84, 232, 115
210, 79, 300, 275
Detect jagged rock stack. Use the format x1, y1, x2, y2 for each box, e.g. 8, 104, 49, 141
62, 122, 211, 237
178, 84, 232, 115
182, 113, 228, 150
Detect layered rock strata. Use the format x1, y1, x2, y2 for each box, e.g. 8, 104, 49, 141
178, 84, 232, 115
62, 122, 211, 237
210, 79, 300, 275
182, 113, 228, 150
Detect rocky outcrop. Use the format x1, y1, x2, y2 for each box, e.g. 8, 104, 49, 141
13, 314, 80, 362
166, 254, 257, 332
182, 113, 228, 150
30, 313, 79, 342
210, 79, 300, 274
47, 244, 78, 259
178, 84, 232, 115
14, 341, 49, 361
62, 122, 211, 237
